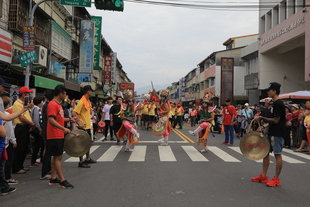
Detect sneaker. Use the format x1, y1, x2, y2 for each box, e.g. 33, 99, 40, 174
58, 180, 74, 189
85, 158, 97, 164
78, 161, 90, 168
30, 162, 42, 167
158, 138, 164, 143
135, 133, 140, 138
251, 174, 268, 183
125, 148, 134, 152
49, 178, 60, 186
221, 142, 229, 145
266, 177, 281, 187
189, 130, 196, 136
1, 187, 16, 196
159, 142, 168, 146
228, 143, 234, 146
200, 149, 208, 153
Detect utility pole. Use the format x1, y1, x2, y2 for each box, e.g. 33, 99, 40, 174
25, 0, 53, 87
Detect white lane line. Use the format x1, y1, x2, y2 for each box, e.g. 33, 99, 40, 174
228, 146, 273, 163
97, 145, 123, 162
283, 148, 310, 161
128, 145, 147, 162
208, 146, 241, 162
158, 146, 177, 161
96, 141, 187, 144
270, 154, 305, 164
182, 146, 209, 162
64, 145, 100, 162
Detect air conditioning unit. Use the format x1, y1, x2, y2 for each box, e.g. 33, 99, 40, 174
34, 45, 48, 67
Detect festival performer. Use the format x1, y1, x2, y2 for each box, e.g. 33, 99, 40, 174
152, 89, 171, 146
189, 96, 215, 152
116, 91, 140, 152
72, 85, 97, 168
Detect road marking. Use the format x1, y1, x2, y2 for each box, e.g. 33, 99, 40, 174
283, 148, 310, 160
270, 154, 305, 164
175, 129, 195, 143
129, 145, 147, 162
172, 129, 189, 143
228, 146, 274, 163
64, 145, 100, 162
97, 145, 123, 162
208, 146, 241, 162
95, 140, 188, 144
182, 146, 209, 162
158, 146, 177, 161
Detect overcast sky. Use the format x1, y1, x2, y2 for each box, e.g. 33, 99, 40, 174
87, 0, 259, 93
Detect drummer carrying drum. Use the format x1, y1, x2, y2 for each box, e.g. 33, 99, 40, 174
252, 82, 286, 187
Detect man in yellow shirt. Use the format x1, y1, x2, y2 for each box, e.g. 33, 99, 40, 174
12, 86, 36, 174
140, 100, 149, 130
173, 104, 184, 129
169, 102, 176, 125
72, 85, 97, 168
147, 100, 157, 130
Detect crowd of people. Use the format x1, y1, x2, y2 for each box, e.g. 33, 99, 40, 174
1, 79, 310, 194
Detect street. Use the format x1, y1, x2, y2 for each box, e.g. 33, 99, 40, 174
1, 123, 309, 207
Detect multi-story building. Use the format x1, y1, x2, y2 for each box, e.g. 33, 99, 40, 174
180, 34, 258, 106
258, 0, 310, 93
0, 0, 131, 102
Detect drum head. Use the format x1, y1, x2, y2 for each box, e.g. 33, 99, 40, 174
64, 129, 91, 157
98, 121, 106, 128
239, 131, 270, 160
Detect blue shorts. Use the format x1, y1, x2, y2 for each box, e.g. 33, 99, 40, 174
268, 136, 284, 154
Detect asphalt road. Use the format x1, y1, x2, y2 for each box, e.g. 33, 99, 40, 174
1, 123, 310, 207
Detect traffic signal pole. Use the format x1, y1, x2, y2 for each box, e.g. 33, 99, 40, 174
25, 0, 53, 87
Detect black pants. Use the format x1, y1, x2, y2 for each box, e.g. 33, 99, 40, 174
113, 123, 122, 142
4, 143, 14, 180
284, 127, 291, 147
104, 120, 114, 138
41, 138, 51, 178
31, 133, 43, 164
173, 116, 183, 129
12, 124, 30, 172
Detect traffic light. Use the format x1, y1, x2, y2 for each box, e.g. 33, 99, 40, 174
95, 0, 124, 12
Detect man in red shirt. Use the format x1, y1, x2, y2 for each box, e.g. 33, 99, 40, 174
47, 85, 74, 189
222, 99, 236, 146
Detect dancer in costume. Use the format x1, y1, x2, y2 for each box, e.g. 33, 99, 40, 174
116, 91, 140, 152
152, 89, 171, 146
189, 97, 215, 152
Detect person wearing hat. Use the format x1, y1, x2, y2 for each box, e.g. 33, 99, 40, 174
221, 98, 236, 146
11, 86, 36, 174
173, 103, 184, 129
240, 103, 254, 124
290, 104, 300, 147
72, 85, 97, 168
0, 78, 29, 195
101, 97, 114, 141
253, 82, 286, 187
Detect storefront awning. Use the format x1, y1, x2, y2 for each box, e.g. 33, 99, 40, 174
64, 80, 81, 92
34, 75, 63, 90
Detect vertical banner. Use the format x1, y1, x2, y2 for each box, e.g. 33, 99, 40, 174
23, 26, 35, 50
220, 58, 234, 104
111, 52, 117, 84
79, 20, 94, 73
90, 16, 102, 70
104, 55, 112, 84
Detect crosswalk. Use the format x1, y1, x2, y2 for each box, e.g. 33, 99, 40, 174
63, 144, 309, 164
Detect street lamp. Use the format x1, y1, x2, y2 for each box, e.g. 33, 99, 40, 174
25, 0, 55, 87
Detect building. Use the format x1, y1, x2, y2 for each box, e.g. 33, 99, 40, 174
258, 0, 310, 93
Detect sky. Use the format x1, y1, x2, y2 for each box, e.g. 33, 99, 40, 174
86, 0, 259, 93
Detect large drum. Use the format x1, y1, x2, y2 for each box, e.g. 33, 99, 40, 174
64, 129, 91, 157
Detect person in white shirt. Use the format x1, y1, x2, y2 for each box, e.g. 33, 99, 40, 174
102, 97, 114, 141
240, 103, 254, 123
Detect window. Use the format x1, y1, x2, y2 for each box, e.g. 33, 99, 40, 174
210, 78, 215, 87
260, 15, 266, 33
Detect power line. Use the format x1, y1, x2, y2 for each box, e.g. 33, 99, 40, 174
124, 0, 307, 11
